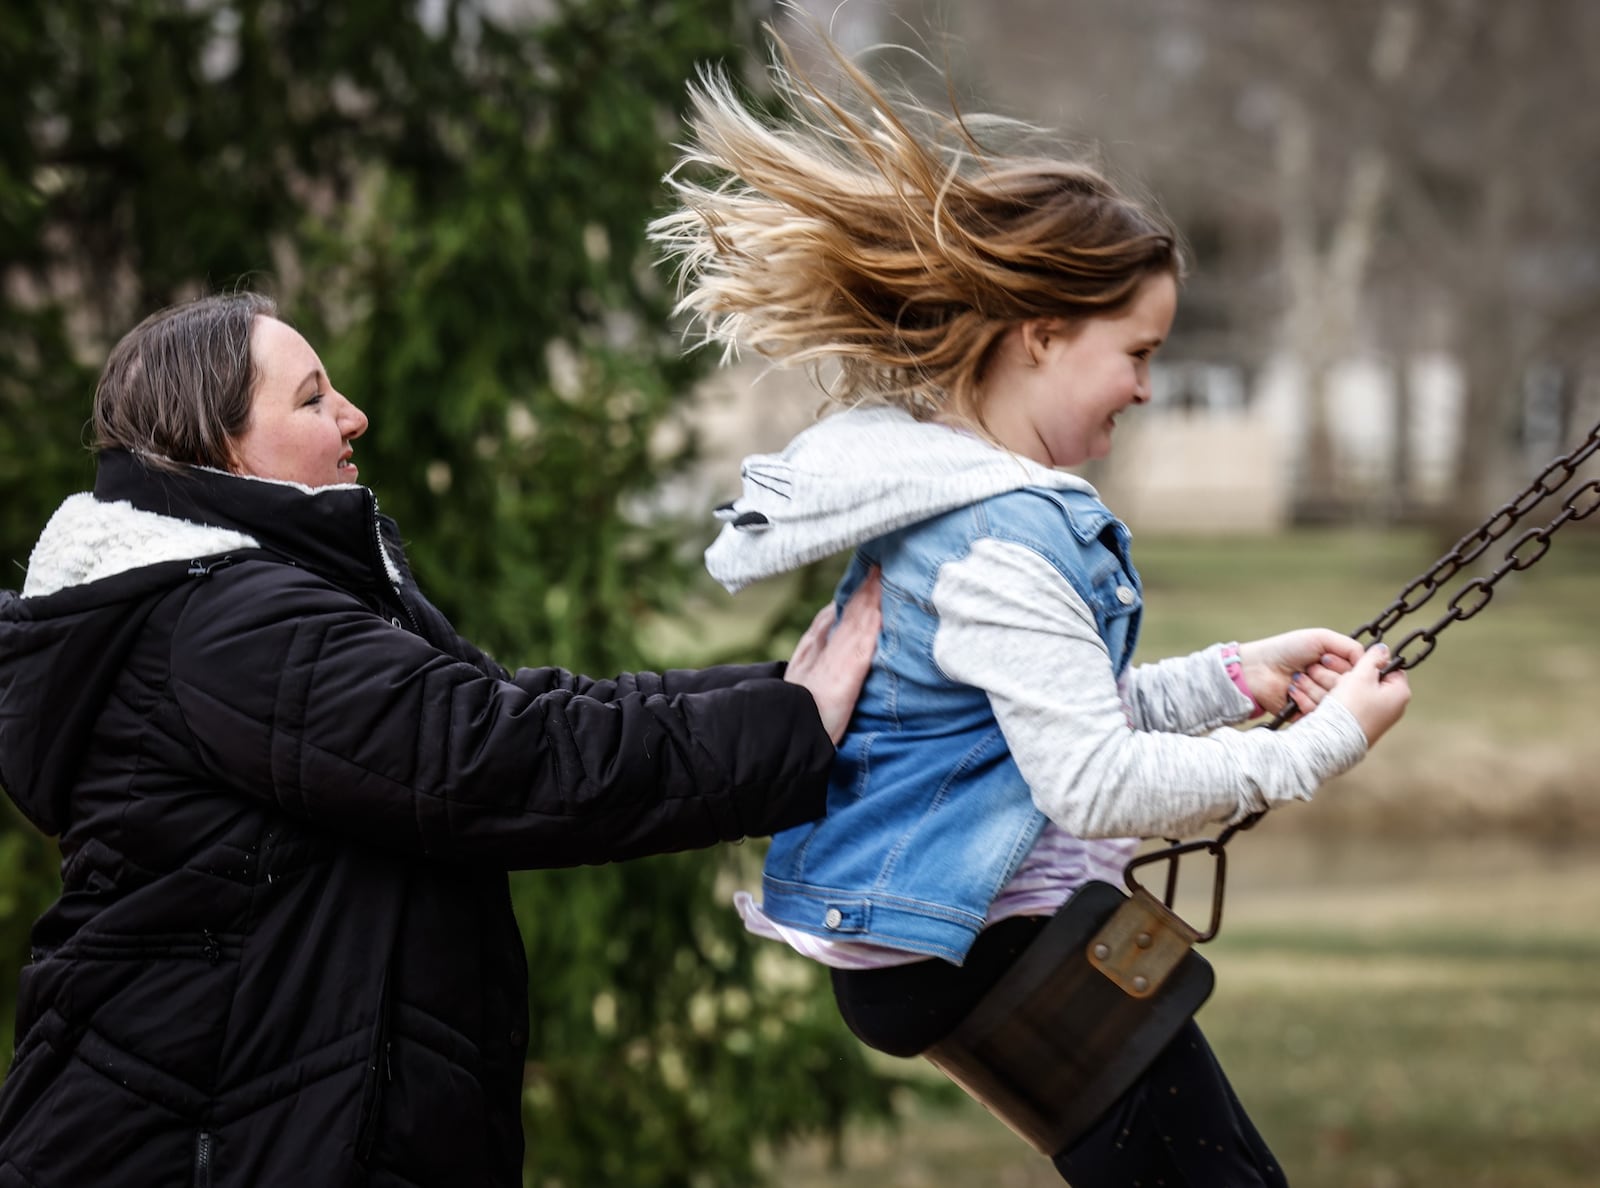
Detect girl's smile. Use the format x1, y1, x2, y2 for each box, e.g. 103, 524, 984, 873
980, 271, 1177, 469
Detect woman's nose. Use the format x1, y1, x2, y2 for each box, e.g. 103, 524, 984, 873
339, 395, 369, 440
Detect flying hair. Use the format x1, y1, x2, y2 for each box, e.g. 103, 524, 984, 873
650, 29, 1183, 426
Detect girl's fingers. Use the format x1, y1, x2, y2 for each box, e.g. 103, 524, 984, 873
1291, 675, 1322, 705
1315, 634, 1366, 667
1304, 662, 1340, 690
1288, 680, 1316, 714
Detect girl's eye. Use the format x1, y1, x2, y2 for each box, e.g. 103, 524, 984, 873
306, 392, 325, 406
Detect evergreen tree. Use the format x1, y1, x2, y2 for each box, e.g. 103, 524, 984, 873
0, 1, 899, 1181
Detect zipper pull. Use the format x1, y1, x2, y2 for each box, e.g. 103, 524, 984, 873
187, 557, 236, 580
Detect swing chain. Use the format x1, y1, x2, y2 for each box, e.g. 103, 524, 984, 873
1132, 414, 1600, 933
1338, 416, 1600, 677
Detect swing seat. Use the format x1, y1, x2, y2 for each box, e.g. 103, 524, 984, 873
924, 879, 1214, 1157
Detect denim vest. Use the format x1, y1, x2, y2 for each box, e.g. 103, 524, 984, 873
759, 486, 1142, 963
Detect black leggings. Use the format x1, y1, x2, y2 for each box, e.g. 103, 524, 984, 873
831, 916, 1289, 1188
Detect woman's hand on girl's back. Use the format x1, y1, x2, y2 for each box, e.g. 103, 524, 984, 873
784, 568, 883, 745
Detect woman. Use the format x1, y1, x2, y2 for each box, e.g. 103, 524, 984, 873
0, 292, 880, 1187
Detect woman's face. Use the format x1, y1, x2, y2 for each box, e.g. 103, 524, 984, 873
981, 271, 1177, 468
231, 317, 369, 487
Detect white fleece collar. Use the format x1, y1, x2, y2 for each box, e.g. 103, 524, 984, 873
22, 494, 259, 598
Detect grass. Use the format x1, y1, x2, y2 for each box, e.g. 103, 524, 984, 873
647, 524, 1600, 1187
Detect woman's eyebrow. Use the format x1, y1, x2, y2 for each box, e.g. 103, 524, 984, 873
295, 368, 324, 394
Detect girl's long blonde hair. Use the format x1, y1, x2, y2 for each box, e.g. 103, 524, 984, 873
650, 34, 1182, 425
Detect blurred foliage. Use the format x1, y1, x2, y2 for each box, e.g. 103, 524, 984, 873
0, 0, 901, 1182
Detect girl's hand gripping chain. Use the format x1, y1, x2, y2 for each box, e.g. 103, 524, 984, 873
1241, 629, 1410, 745
1238, 628, 1365, 714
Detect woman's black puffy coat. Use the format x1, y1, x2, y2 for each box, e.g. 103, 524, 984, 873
0, 451, 834, 1187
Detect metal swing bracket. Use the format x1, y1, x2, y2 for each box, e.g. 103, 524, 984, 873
1090, 823, 1253, 996
1085, 885, 1201, 999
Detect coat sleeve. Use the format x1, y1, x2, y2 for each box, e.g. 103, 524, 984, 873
401, 582, 788, 698
167, 564, 832, 867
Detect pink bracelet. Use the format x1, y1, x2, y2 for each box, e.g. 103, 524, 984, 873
1220, 643, 1261, 716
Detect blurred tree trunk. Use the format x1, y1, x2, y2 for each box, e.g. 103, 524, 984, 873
1386, 340, 1417, 524
1281, 2, 1413, 522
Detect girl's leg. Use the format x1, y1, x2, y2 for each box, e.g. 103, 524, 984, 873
829, 916, 1048, 1057
1051, 1018, 1289, 1188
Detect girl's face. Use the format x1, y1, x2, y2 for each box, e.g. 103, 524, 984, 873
231, 317, 369, 487
981, 271, 1177, 468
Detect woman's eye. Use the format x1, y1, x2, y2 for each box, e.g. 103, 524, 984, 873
306, 392, 325, 406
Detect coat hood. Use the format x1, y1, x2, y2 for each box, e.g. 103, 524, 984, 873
0, 557, 224, 837
0, 451, 386, 836
705, 405, 1098, 591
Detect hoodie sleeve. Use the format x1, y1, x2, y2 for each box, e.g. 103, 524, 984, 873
166, 563, 832, 867
930, 537, 1368, 839
1119, 644, 1257, 734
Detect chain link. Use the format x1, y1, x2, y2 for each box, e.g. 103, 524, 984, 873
1237, 416, 1600, 830
1349, 417, 1600, 675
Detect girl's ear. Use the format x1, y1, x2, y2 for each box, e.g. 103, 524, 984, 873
1018, 319, 1053, 367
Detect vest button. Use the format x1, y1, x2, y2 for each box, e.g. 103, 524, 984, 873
823, 908, 843, 930
1115, 585, 1136, 605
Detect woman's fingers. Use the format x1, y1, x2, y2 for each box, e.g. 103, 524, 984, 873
783, 569, 883, 745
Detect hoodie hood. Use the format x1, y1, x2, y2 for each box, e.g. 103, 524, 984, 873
705, 405, 1097, 591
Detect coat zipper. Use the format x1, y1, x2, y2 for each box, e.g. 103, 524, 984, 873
193, 1129, 214, 1188
368, 496, 420, 635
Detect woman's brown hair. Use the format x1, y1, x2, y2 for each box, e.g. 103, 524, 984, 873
93, 292, 278, 471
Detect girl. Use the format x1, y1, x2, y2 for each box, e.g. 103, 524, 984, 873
652, 38, 1410, 1188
